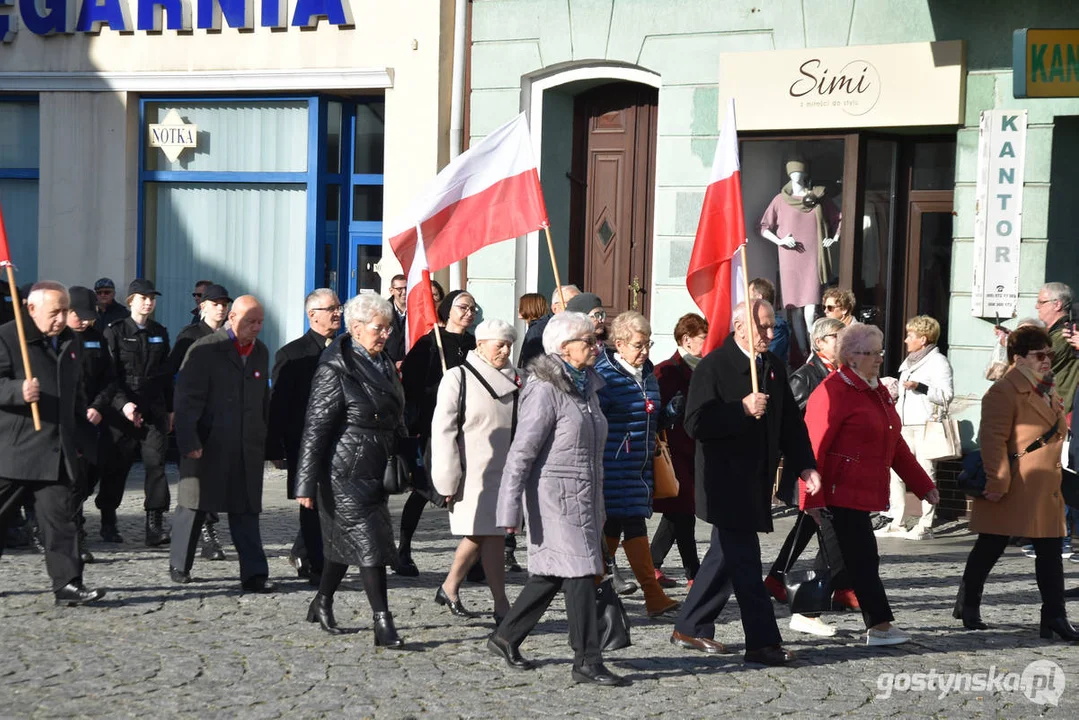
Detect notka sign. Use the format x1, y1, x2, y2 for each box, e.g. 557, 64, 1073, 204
0, 0, 354, 44
149, 109, 196, 162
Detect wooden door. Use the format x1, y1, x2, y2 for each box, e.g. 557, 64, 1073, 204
570, 83, 658, 317
903, 198, 955, 355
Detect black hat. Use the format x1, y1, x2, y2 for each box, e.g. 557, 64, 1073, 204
200, 284, 231, 303
69, 286, 97, 322
94, 277, 115, 291
565, 292, 603, 314
127, 278, 161, 297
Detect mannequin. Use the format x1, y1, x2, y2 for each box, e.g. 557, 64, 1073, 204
759, 160, 840, 355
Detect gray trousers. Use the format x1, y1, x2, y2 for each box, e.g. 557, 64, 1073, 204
170, 506, 268, 582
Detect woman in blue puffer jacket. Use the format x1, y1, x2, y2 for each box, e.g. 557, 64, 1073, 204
596, 311, 681, 619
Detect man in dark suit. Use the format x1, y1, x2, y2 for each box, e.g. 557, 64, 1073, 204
0, 281, 105, 605
170, 295, 275, 592
670, 299, 820, 666
383, 275, 408, 364
266, 288, 341, 583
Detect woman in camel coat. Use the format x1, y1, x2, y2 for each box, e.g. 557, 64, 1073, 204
431, 319, 522, 623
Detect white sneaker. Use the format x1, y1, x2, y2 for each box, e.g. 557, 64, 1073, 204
904, 526, 933, 540
790, 613, 837, 637
874, 524, 906, 538
866, 626, 910, 646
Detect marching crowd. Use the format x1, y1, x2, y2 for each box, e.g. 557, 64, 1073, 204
2, 274, 1079, 687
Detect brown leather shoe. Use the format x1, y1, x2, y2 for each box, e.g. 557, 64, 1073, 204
744, 644, 796, 666
670, 630, 727, 654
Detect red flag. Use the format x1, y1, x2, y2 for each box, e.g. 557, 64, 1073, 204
0, 200, 12, 267
405, 227, 439, 352
687, 98, 746, 356
388, 113, 548, 275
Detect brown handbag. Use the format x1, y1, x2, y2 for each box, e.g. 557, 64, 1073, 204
653, 431, 680, 500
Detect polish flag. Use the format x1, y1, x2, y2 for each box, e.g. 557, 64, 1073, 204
388, 113, 549, 274
687, 98, 747, 356
405, 226, 440, 352
0, 200, 12, 268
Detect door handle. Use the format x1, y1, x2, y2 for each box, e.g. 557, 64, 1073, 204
628, 275, 644, 310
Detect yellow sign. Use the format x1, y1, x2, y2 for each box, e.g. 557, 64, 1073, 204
1014, 29, 1079, 98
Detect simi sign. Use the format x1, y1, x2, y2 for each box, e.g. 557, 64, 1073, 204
0, 0, 354, 43
1014, 29, 1079, 98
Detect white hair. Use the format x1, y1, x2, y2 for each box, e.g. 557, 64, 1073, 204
344, 293, 393, 327
27, 281, 69, 307
305, 287, 338, 314
543, 311, 594, 355
836, 323, 883, 365
731, 299, 774, 326
1041, 282, 1073, 309
550, 285, 580, 306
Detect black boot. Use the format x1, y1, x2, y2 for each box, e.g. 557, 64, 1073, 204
306, 594, 357, 635
145, 511, 170, 547
99, 510, 123, 543
953, 582, 987, 630
1040, 613, 1079, 641
373, 611, 405, 648
504, 549, 523, 573
200, 520, 226, 561
607, 555, 638, 596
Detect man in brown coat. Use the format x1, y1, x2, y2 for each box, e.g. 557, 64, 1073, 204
168, 295, 275, 593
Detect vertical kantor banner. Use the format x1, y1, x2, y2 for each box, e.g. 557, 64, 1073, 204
971, 109, 1027, 318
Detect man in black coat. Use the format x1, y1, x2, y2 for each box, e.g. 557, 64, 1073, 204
383, 275, 408, 364
670, 299, 820, 666
0, 281, 105, 604
266, 288, 341, 583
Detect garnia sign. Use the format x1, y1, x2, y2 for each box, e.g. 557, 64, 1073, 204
0, 0, 354, 43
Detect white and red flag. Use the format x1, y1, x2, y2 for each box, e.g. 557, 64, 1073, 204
405, 225, 440, 352
388, 113, 549, 275
686, 98, 747, 355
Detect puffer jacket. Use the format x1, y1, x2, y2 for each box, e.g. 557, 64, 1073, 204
595, 347, 660, 519
294, 335, 403, 567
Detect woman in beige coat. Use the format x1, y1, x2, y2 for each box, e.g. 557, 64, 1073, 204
955, 325, 1079, 640
431, 319, 521, 623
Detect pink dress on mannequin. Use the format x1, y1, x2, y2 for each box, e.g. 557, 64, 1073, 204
759, 195, 840, 309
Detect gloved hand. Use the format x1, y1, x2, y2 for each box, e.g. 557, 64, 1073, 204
661, 392, 686, 431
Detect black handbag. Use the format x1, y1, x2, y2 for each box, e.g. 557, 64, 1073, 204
383, 434, 424, 496
958, 421, 1059, 498
595, 578, 632, 652
782, 512, 833, 615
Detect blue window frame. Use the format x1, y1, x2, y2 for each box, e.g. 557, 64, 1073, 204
0, 97, 40, 283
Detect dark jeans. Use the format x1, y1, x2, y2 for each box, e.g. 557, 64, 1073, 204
768, 511, 850, 590
828, 507, 893, 628
101, 421, 170, 512
0, 468, 81, 591
496, 574, 601, 666
170, 506, 268, 582
650, 511, 701, 580
962, 533, 1065, 618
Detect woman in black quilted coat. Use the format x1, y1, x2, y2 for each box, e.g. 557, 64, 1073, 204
295, 293, 406, 649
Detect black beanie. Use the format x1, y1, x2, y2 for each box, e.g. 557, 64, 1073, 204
438, 289, 465, 324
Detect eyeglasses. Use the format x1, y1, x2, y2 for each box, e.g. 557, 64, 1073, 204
567, 336, 598, 347
822, 333, 839, 340
367, 324, 394, 337
192, 293, 203, 299
1035, 298, 1056, 307
312, 305, 343, 314
453, 304, 478, 315
852, 350, 885, 358
627, 340, 655, 351
390, 286, 407, 293
96, 289, 114, 295
1027, 350, 1052, 361
823, 304, 839, 311
587, 310, 607, 321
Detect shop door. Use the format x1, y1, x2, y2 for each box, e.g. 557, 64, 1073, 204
569, 82, 658, 317
902, 201, 954, 356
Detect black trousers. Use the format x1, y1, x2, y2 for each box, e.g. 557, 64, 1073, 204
0, 468, 82, 592
603, 517, 647, 541
100, 421, 170, 512
674, 525, 782, 650
290, 505, 324, 572
768, 511, 850, 590
496, 574, 601, 666
650, 512, 701, 580
962, 533, 1065, 618
169, 506, 268, 582
828, 507, 893, 628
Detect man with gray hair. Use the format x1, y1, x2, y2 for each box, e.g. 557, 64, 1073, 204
0, 281, 105, 604
1036, 282, 1079, 413
265, 288, 341, 585
519, 285, 581, 367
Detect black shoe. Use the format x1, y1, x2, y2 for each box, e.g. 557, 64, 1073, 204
1064, 586, 1079, 598
395, 551, 419, 577
373, 611, 405, 648
288, 552, 312, 579
54, 582, 106, 606
571, 662, 628, 687
435, 585, 478, 618
744, 645, 796, 666
607, 556, 638, 596
240, 576, 278, 594
25, 509, 44, 554
1040, 615, 1079, 641
100, 522, 124, 543
487, 634, 534, 670
953, 582, 988, 630
466, 561, 487, 584
306, 593, 358, 635
77, 529, 95, 564
170, 566, 192, 584
504, 549, 523, 573
145, 511, 170, 547
200, 522, 226, 561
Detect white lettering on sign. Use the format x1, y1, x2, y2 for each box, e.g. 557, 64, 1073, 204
148, 108, 198, 162
971, 110, 1027, 318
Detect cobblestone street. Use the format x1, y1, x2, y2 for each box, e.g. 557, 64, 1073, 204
1, 465, 1077, 718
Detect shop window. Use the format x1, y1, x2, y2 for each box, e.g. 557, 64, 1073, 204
0, 100, 40, 283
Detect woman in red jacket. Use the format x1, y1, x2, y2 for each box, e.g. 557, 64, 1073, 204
800, 323, 940, 647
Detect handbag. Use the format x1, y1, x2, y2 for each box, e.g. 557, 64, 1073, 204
383, 434, 424, 496
920, 407, 962, 462
595, 578, 632, 652
653, 431, 680, 500
958, 420, 1060, 498
782, 512, 833, 615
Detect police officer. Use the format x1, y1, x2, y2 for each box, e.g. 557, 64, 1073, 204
94, 278, 129, 328
102, 279, 173, 546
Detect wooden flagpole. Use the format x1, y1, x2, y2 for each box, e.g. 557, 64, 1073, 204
543, 226, 567, 310
416, 222, 448, 373
739, 243, 759, 395
5, 267, 40, 430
